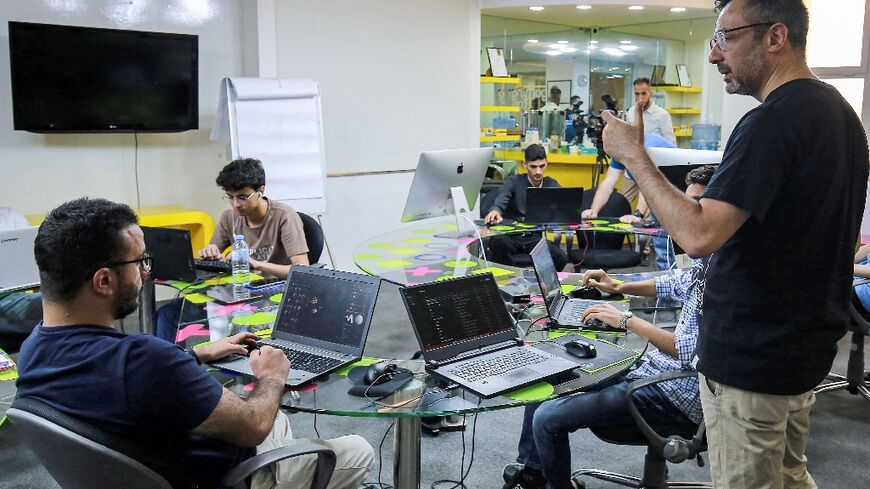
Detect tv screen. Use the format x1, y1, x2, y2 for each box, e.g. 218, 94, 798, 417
8, 21, 198, 133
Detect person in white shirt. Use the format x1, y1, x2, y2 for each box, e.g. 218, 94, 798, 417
626, 77, 676, 146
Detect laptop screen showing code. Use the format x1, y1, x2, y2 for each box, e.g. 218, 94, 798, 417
274, 271, 378, 349
402, 274, 513, 352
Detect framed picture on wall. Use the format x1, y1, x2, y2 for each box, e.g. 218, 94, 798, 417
546, 79, 572, 108
486, 47, 509, 77
676, 64, 692, 87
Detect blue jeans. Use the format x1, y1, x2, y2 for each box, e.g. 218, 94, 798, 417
516, 373, 692, 489
650, 215, 675, 270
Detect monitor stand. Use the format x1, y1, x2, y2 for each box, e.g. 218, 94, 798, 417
433, 186, 478, 239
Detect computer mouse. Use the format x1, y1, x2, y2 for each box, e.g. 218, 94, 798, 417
363, 362, 398, 385
570, 286, 602, 300
564, 340, 597, 359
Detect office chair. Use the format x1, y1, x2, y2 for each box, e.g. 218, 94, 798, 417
568, 189, 642, 270
814, 288, 870, 400
298, 212, 325, 265
478, 189, 537, 268
572, 371, 711, 489
7, 397, 337, 489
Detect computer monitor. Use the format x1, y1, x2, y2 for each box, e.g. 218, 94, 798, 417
646, 147, 722, 191
401, 147, 493, 237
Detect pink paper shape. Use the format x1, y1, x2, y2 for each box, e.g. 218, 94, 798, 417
401, 266, 442, 277
175, 323, 210, 342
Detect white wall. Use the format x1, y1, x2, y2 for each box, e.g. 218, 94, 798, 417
0, 0, 247, 223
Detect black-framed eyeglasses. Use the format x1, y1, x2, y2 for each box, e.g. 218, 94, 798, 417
709, 22, 774, 51
86, 252, 153, 280
221, 191, 259, 204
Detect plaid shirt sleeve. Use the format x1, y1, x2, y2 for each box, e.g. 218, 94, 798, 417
655, 268, 699, 368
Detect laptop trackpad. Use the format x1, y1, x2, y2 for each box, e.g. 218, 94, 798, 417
505, 367, 536, 380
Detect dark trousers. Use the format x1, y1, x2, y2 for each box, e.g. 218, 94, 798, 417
489, 233, 569, 271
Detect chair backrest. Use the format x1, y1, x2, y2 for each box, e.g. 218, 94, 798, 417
7, 398, 172, 489
579, 188, 632, 249
298, 212, 324, 264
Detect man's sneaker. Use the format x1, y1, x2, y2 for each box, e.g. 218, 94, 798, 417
502, 463, 546, 489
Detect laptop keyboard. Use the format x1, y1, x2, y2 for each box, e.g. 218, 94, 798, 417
194, 259, 232, 274
258, 341, 344, 373
448, 349, 547, 383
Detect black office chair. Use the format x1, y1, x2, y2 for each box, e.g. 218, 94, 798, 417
478, 188, 536, 268
814, 288, 870, 400
298, 212, 325, 265
572, 371, 711, 489
7, 397, 337, 489
568, 188, 642, 270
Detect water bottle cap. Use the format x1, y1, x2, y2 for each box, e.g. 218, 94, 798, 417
234, 234, 245, 241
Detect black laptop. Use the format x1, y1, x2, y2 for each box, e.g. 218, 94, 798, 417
400, 273, 576, 398
142, 227, 228, 282
525, 187, 584, 225
210, 266, 381, 386
530, 238, 628, 327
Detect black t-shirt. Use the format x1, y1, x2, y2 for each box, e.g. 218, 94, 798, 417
697, 79, 869, 395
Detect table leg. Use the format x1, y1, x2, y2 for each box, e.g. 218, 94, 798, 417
393, 416, 422, 489
138, 279, 155, 334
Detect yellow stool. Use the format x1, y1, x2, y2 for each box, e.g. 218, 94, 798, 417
27, 205, 215, 256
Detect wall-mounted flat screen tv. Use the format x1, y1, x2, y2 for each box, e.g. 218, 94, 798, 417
8, 21, 198, 133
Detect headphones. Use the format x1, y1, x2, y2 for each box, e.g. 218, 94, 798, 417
363, 362, 398, 385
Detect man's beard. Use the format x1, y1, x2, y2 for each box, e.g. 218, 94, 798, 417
721, 46, 766, 96
113, 279, 140, 320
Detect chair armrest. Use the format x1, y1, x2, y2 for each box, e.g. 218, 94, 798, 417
221, 443, 337, 489
625, 370, 705, 455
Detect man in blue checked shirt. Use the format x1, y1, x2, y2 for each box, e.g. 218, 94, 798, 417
503, 165, 715, 489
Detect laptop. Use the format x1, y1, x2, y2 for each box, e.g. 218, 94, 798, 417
211, 266, 382, 386
400, 273, 577, 398
525, 187, 584, 225
0, 227, 40, 293
142, 227, 226, 282
529, 238, 628, 328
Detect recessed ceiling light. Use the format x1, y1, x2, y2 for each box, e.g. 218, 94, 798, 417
620, 40, 632, 44
527, 39, 539, 43
589, 40, 598, 44
670, 7, 687, 12
558, 40, 569, 44
620, 45, 640, 51
628, 5, 644, 10
529, 6, 544, 11
562, 47, 578, 52
601, 48, 626, 56
584, 49, 591, 54
545, 50, 562, 56
548, 44, 563, 49
576, 5, 592, 9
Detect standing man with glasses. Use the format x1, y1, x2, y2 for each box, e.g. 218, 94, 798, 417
600, 1, 869, 488
16, 198, 374, 489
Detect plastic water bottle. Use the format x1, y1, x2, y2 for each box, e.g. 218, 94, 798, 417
231, 234, 250, 288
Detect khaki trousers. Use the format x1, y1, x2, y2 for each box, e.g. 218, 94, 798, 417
250, 412, 374, 489
699, 373, 817, 489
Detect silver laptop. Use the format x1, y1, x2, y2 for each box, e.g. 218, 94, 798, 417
0, 227, 40, 293
401, 273, 577, 398
530, 238, 628, 327
210, 266, 381, 386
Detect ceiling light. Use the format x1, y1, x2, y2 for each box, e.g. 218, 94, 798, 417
620, 45, 640, 51
670, 7, 687, 12
620, 40, 632, 44
548, 44, 563, 49
562, 47, 578, 52
558, 40, 569, 44
601, 48, 626, 56
529, 6, 544, 11
527, 39, 539, 43
589, 40, 598, 44
576, 5, 592, 10
584, 49, 591, 54
628, 5, 644, 10
612, 74, 624, 78
545, 50, 561, 56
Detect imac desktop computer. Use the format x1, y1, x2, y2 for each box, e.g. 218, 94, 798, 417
401, 147, 494, 238
646, 147, 723, 191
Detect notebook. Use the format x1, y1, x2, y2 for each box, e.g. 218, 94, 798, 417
142, 227, 224, 282
529, 238, 628, 328
210, 266, 382, 386
0, 227, 40, 293
401, 273, 576, 398
525, 187, 584, 225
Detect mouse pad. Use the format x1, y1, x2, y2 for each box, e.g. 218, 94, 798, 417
346, 366, 414, 398
533, 336, 640, 375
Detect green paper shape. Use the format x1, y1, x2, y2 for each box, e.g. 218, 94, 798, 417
181, 293, 213, 304
504, 382, 555, 401
353, 253, 383, 261
231, 311, 278, 326
436, 274, 458, 281
376, 259, 414, 269
611, 223, 633, 230
516, 223, 537, 229
587, 219, 609, 225
269, 293, 283, 303
472, 267, 514, 278
560, 285, 577, 294
444, 259, 478, 267
489, 225, 515, 231
334, 356, 383, 376
401, 237, 431, 244
412, 228, 437, 234
440, 224, 458, 231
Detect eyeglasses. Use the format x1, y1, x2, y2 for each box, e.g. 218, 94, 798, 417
709, 22, 774, 51
221, 191, 259, 204
86, 251, 153, 280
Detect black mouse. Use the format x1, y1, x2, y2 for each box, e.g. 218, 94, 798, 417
564, 340, 597, 359
364, 362, 398, 385
570, 286, 602, 300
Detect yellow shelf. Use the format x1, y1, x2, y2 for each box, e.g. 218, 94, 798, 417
480, 76, 521, 84
674, 129, 693, 137
481, 105, 521, 113
481, 135, 521, 142
652, 86, 702, 93
667, 108, 702, 115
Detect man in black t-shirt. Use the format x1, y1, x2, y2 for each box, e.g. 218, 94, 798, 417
599, 1, 869, 488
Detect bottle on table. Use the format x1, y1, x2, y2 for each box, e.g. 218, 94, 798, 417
231, 234, 250, 288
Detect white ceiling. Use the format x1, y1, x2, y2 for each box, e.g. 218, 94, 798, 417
481, 3, 716, 30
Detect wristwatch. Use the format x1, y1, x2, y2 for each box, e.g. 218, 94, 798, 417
632, 209, 645, 219
618, 311, 634, 330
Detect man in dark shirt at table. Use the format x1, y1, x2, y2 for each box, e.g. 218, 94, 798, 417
484, 143, 570, 271
15, 197, 373, 489
600, 0, 869, 486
